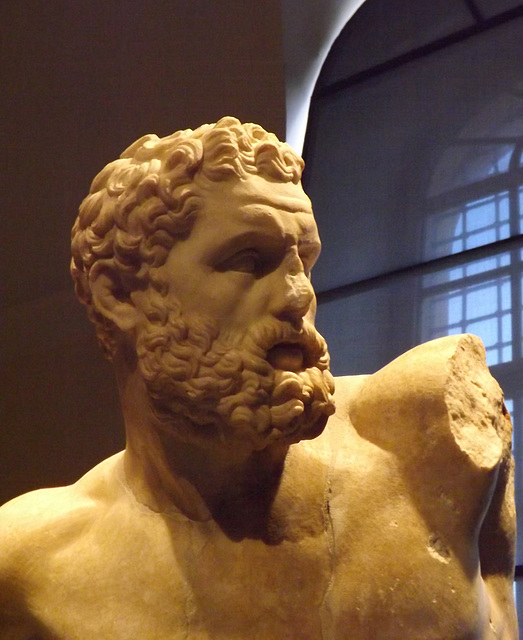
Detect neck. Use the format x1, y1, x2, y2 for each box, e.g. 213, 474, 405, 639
115, 351, 290, 531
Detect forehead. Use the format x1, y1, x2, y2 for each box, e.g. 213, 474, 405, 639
195, 175, 318, 239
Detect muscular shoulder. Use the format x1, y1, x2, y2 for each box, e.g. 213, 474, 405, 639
329, 336, 517, 636
351, 333, 497, 404
0, 453, 124, 614
348, 335, 507, 457
327, 334, 512, 541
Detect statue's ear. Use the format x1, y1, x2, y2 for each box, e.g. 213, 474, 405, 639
89, 263, 138, 333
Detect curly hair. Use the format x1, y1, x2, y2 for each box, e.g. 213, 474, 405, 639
71, 117, 304, 357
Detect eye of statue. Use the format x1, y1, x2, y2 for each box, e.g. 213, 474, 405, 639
217, 249, 264, 275
299, 254, 312, 277
299, 246, 320, 277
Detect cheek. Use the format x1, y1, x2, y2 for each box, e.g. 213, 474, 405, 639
191, 273, 256, 322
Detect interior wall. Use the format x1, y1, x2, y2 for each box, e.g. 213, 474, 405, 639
0, 0, 286, 504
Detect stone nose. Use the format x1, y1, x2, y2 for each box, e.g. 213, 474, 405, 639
271, 267, 315, 328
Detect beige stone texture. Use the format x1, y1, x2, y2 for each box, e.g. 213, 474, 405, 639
0, 119, 517, 639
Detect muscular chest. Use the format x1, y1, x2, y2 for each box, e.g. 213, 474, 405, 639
28, 442, 488, 640
31, 514, 332, 640
30, 506, 485, 640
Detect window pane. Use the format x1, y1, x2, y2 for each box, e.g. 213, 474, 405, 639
316, 273, 423, 375
423, 252, 511, 286
421, 276, 512, 367
429, 145, 514, 196
316, 267, 514, 374
466, 254, 511, 277
305, 19, 523, 292
425, 193, 511, 260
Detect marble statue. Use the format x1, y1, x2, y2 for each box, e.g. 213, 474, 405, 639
0, 117, 517, 639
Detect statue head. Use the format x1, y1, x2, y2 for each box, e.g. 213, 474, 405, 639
71, 116, 304, 351
71, 117, 335, 450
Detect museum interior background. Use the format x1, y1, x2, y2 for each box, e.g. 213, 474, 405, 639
2, 0, 523, 624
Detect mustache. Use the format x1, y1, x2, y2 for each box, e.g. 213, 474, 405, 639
238, 316, 330, 372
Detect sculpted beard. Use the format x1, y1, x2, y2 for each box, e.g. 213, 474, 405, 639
135, 289, 335, 449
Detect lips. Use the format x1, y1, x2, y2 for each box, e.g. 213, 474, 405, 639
266, 342, 306, 372
244, 319, 328, 375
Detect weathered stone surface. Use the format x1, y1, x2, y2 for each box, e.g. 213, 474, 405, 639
0, 119, 517, 639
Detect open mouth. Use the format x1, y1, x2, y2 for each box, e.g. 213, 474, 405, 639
266, 342, 307, 372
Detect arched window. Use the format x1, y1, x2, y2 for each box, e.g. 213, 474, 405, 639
303, 0, 523, 622
421, 99, 523, 370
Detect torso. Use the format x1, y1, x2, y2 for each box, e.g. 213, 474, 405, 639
3, 347, 514, 639
22, 451, 489, 640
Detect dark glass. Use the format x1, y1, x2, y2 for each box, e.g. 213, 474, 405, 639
306, 18, 523, 293
317, 0, 473, 90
